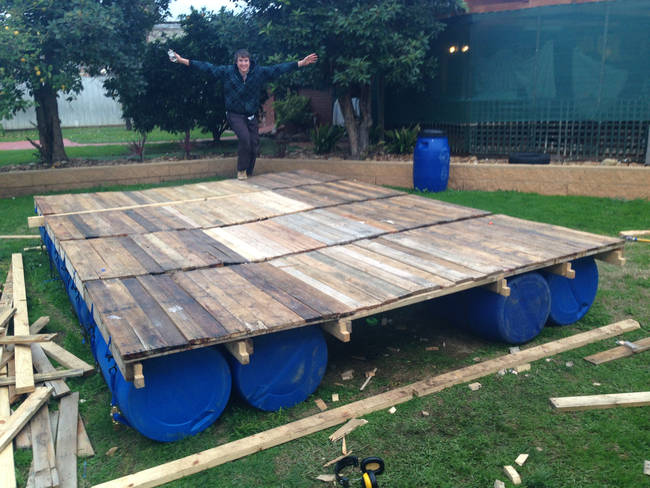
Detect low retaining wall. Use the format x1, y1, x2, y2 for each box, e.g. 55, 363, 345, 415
0, 157, 647, 200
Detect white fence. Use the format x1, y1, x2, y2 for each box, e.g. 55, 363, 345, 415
1, 77, 124, 130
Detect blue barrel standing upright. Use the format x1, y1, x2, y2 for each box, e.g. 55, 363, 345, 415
413, 129, 450, 192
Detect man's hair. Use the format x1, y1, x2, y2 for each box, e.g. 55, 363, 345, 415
234, 49, 251, 63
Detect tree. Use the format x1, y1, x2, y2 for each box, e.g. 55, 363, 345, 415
109, 7, 263, 156
0, 0, 168, 166
246, 0, 462, 158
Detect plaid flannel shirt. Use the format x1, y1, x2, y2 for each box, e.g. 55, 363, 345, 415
189, 59, 298, 115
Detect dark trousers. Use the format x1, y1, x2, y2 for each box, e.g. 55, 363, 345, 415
227, 112, 259, 175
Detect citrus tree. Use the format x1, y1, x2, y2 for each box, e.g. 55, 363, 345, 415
0, 0, 168, 165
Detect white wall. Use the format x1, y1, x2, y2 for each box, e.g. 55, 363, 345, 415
1, 77, 124, 130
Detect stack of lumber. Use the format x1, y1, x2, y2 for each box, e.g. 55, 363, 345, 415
0, 254, 96, 488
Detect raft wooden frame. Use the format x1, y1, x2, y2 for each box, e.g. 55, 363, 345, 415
32, 170, 626, 383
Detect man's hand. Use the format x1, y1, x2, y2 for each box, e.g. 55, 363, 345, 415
169, 51, 189, 66
298, 53, 318, 68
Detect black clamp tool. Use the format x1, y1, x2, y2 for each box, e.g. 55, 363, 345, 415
334, 456, 385, 488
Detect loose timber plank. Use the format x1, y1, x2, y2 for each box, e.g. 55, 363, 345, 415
56, 391, 79, 488
0, 369, 85, 387
0, 386, 52, 453
31, 404, 59, 488
31, 343, 71, 399
38, 342, 95, 376
0, 365, 17, 488
91, 319, 638, 488
12, 254, 35, 395
77, 415, 95, 458
0, 334, 57, 346
584, 337, 650, 364
550, 392, 650, 411
29, 317, 51, 335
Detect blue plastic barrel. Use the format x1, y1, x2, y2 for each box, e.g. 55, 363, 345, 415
413, 129, 450, 192
542, 257, 599, 325
229, 326, 328, 411
459, 272, 551, 344
94, 329, 232, 442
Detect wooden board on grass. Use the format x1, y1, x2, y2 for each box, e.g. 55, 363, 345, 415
31, 404, 58, 488
56, 392, 79, 488
550, 391, 650, 411
11, 254, 34, 395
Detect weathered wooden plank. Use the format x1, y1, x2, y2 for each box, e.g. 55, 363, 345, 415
0, 387, 52, 453
584, 337, 650, 364
0, 369, 84, 387
0, 334, 56, 346
171, 272, 248, 337
39, 342, 94, 376
77, 415, 95, 458
30, 343, 70, 399
550, 392, 650, 411
231, 263, 340, 321
90, 320, 638, 488
0, 308, 15, 330
56, 391, 79, 488
31, 404, 58, 488
0, 266, 13, 310
136, 274, 228, 343
12, 254, 34, 395
0, 365, 17, 488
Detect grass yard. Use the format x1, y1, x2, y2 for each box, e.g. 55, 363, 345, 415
0, 126, 229, 144
0, 138, 277, 167
0, 183, 648, 487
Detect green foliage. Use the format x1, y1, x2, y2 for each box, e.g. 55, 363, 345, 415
246, 0, 461, 156
274, 91, 313, 130
385, 125, 420, 154
0, 0, 169, 164
310, 124, 345, 154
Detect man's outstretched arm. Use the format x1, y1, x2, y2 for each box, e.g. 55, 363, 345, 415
169, 50, 190, 66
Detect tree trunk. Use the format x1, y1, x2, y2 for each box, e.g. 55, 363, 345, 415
375, 75, 385, 141
184, 129, 191, 159
340, 86, 373, 159
34, 85, 68, 166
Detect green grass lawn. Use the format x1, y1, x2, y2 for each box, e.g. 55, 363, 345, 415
0, 138, 277, 167
0, 126, 234, 144
0, 184, 648, 487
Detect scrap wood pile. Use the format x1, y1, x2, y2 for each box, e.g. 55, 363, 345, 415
1, 253, 95, 488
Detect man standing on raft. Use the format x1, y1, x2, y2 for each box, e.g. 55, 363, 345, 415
169, 49, 318, 180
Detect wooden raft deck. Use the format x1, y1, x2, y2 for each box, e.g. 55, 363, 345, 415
33, 170, 625, 380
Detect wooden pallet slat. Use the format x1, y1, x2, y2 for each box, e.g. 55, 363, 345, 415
12, 254, 35, 395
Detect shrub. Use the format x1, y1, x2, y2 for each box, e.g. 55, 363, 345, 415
311, 124, 345, 154
273, 91, 313, 131
385, 125, 420, 154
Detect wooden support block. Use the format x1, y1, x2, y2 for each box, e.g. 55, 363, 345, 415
644, 460, 650, 476
329, 418, 368, 442
224, 340, 253, 365
77, 415, 95, 458
31, 343, 71, 399
56, 392, 79, 488
39, 341, 95, 376
0, 386, 52, 453
515, 453, 529, 466
514, 363, 531, 373
494, 481, 505, 488
550, 391, 650, 412
12, 254, 35, 395
29, 317, 50, 335
485, 278, 510, 297
0, 368, 85, 387
322, 319, 352, 342
31, 404, 59, 488
468, 382, 482, 391
595, 249, 625, 266
314, 398, 328, 411
0, 366, 17, 488
0, 308, 15, 330
546, 262, 575, 279
90, 320, 639, 488
503, 465, 522, 485
27, 216, 45, 228
0, 333, 57, 346
133, 363, 145, 389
